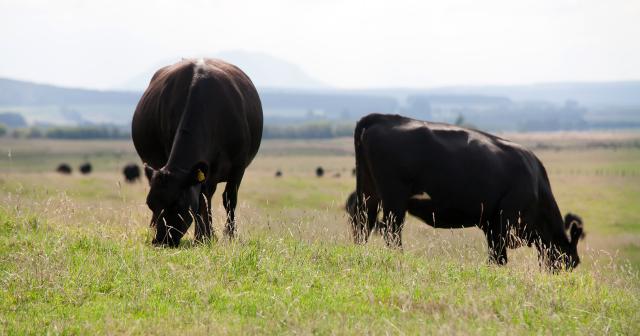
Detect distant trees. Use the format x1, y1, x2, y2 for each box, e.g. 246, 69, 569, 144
8, 126, 129, 139
0, 123, 7, 137
426, 100, 589, 132
453, 114, 477, 130
5, 123, 356, 140
262, 122, 353, 139
27, 127, 44, 138
0, 98, 610, 140
45, 126, 128, 139
0, 112, 27, 128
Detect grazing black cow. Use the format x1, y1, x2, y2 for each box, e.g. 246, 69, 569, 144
79, 162, 92, 175
132, 58, 263, 247
316, 166, 324, 177
275, 170, 283, 178
56, 163, 72, 174
123, 163, 141, 183
353, 113, 584, 270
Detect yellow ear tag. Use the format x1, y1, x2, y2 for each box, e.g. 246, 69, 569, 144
196, 169, 205, 182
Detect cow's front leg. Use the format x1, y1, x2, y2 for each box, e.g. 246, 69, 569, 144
195, 184, 216, 243
485, 222, 508, 265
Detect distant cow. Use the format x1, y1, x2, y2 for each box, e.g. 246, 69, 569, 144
275, 170, 283, 177
56, 163, 72, 174
316, 166, 324, 177
123, 163, 141, 183
79, 162, 92, 175
353, 114, 584, 270
132, 58, 263, 247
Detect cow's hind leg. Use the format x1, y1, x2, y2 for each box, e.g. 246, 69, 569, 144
195, 183, 216, 243
379, 185, 410, 249
354, 152, 381, 244
354, 192, 379, 244
382, 207, 406, 249
223, 169, 245, 239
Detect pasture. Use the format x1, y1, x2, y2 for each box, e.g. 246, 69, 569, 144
1, 134, 639, 334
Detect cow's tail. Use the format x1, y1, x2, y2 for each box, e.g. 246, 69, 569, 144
354, 117, 366, 204
354, 115, 376, 206
354, 114, 383, 191
353, 114, 381, 242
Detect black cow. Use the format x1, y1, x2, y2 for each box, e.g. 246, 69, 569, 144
123, 163, 141, 183
56, 163, 72, 174
79, 162, 92, 175
275, 170, 283, 178
316, 166, 324, 177
353, 114, 584, 270
132, 58, 263, 247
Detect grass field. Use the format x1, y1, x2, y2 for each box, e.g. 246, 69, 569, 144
0, 133, 639, 334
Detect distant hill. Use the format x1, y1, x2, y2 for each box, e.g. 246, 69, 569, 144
118, 50, 328, 91
0, 77, 140, 125
1, 76, 638, 130
0, 77, 140, 106
427, 81, 640, 107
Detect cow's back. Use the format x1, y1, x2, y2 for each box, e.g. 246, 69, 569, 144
356, 114, 542, 214
131, 59, 263, 170
132, 61, 196, 168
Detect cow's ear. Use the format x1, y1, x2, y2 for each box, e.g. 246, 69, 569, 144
144, 163, 155, 182
564, 213, 582, 230
191, 161, 208, 185
565, 213, 585, 245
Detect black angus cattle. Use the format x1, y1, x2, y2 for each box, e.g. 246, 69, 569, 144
132, 58, 263, 247
353, 113, 584, 270
316, 166, 324, 177
56, 163, 72, 174
123, 163, 141, 183
79, 162, 92, 174
275, 170, 283, 177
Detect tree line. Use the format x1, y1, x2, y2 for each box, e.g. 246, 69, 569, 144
0, 122, 357, 140
1, 125, 130, 139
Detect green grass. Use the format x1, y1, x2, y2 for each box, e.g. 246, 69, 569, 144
0, 135, 640, 334
1, 208, 638, 334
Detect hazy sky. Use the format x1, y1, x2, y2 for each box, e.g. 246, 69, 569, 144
1, 0, 639, 90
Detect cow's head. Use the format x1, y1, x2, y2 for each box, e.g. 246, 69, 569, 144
544, 213, 585, 271
144, 162, 208, 247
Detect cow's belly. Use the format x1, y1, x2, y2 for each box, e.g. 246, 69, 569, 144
406, 194, 488, 229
